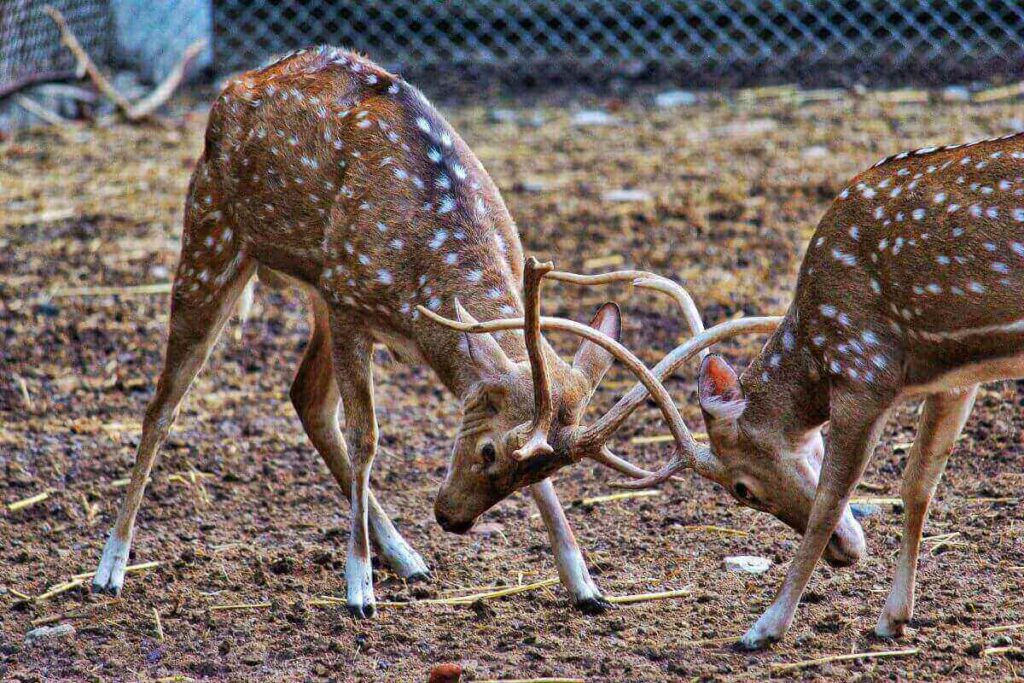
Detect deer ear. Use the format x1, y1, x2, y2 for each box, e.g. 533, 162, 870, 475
698, 354, 746, 424
456, 299, 513, 380
573, 302, 621, 389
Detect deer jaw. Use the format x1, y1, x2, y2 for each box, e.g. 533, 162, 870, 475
698, 353, 866, 568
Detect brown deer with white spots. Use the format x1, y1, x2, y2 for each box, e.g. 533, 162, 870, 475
426, 131, 1024, 649
90, 46, 706, 618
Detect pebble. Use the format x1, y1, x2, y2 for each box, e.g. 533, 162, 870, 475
571, 110, 618, 127
724, 555, 772, 574
25, 624, 75, 647
801, 145, 829, 159
603, 189, 652, 202
941, 85, 971, 102
654, 90, 697, 108
851, 502, 881, 520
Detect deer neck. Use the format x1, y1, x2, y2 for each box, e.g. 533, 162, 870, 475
738, 317, 831, 438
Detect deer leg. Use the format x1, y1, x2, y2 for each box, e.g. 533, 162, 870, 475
530, 479, 610, 614
291, 297, 428, 581
875, 385, 977, 638
738, 393, 891, 650
93, 254, 255, 595
328, 327, 379, 618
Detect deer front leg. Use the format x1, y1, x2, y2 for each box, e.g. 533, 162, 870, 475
876, 386, 977, 638
331, 330, 379, 619
739, 393, 890, 650
531, 479, 610, 614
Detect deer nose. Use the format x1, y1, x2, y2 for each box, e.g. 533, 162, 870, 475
435, 509, 475, 535
824, 509, 866, 568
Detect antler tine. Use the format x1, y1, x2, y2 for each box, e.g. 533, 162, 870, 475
516, 257, 556, 461
576, 316, 783, 484
547, 270, 706, 352
416, 305, 703, 479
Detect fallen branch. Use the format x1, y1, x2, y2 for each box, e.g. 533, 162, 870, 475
606, 587, 691, 605
14, 95, 70, 126
43, 5, 205, 122
770, 648, 920, 674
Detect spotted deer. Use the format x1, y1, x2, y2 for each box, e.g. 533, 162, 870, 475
426, 132, 1024, 649
90, 46, 705, 617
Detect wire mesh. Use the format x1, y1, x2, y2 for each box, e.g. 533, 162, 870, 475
0, 0, 111, 96
4, 1, 1024, 93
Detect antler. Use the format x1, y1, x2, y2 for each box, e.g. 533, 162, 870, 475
514, 257, 556, 461
417, 305, 703, 476
546, 270, 705, 352
587, 315, 783, 488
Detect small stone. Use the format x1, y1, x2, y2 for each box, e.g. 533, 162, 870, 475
995, 635, 1014, 647
25, 624, 75, 647
469, 522, 504, 537
150, 265, 170, 279
724, 555, 772, 574
571, 110, 618, 127
513, 179, 547, 194
941, 86, 971, 102
654, 90, 697, 108
603, 189, 652, 202
487, 109, 517, 124
429, 663, 463, 683
801, 145, 829, 159
851, 502, 881, 520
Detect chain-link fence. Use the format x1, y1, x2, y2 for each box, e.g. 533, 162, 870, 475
4, 1, 1024, 95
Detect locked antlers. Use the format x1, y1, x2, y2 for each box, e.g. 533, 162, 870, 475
420, 257, 783, 485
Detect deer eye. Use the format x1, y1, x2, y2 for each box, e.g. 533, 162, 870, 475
479, 441, 497, 464
734, 482, 756, 503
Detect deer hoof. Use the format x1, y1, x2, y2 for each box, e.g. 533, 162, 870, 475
92, 532, 130, 596
404, 570, 431, 584
575, 595, 613, 615
874, 614, 908, 639
735, 627, 780, 652
347, 601, 377, 619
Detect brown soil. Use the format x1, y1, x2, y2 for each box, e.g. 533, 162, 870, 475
4, 91, 1024, 682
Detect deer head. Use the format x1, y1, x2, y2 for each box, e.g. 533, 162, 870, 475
426, 258, 707, 533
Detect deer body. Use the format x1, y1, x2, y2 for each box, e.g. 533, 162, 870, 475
92, 46, 624, 616
697, 133, 1024, 648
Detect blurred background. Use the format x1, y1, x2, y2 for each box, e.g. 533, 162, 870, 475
6, 2, 1024, 682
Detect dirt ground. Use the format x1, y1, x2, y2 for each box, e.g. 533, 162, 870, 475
5, 88, 1024, 682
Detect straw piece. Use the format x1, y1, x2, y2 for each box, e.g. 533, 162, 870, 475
680, 524, 749, 537
153, 607, 164, 641
982, 645, 1024, 657
983, 623, 1024, 634
607, 587, 691, 605
313, 578, 561, 609
48, 282, 172, 298
973, 82, 1024, 103
770, 648, 920, 673
630, 433, 707, 445
7, 490, 52, 512
209, 602, 272, 611
35, 578, 84, 601
850, 496, 902, 506
472, 679, 585, 683
72, 560, 160, 580
681, 635, 743, 647
578, 490, 661, 506
583, 254, 624, 269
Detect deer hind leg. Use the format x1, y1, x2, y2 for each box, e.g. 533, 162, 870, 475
326, 323, 380, 618
291, 294, 428, 581
875, 385, 977, 639
93, 229, 255, 595
531, 479, 610, 614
